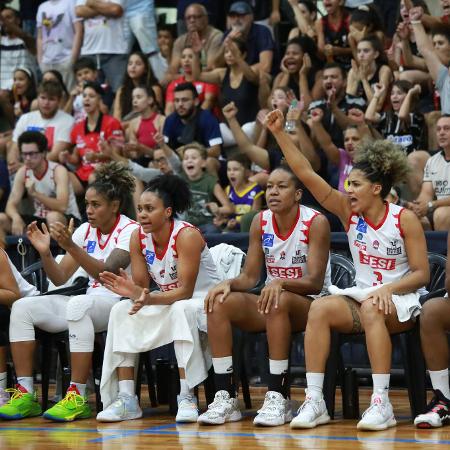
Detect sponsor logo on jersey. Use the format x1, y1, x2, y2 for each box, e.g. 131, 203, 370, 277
169, 271, 178, 280
145, 250, 155, 265
267, 266, 303, 278
158, 281, 179, 291
292, 255, 307, 264
262, 233, 274, 247
386, 239, 402, 255
159, 269, 165, 278
359, 251, 396, 270
266, 255, 275, 264
354, 232, 367, 251
373, 240, 380, 250
280, 251, 286, 260
86, 241, 96, 253
356, 218, 367, 233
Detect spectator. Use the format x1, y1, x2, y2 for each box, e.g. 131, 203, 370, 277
224, 1, 275, 74
0, 6, 37, 90
287, 0, 318, 41
113, 51, 163, 122
0, 158, 10, 213
0, 130, 80, 236
11, 67, 37, 121
7, 80, 75, 174
36, 0, 82, 90
163, 82, 222, 161
165, 3, 223, 85
157, 24, 176, 70
35, 69, 70, 110
408, 115, 450, 231
75, 0, 128, 93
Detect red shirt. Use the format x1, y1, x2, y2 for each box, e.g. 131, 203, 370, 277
165, 76, 219, 105
71, 114, 123, 181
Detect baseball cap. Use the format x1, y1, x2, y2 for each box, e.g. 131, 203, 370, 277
228, 1, 253, 15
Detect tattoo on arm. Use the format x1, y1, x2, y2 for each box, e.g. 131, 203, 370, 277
104, 249, 131, 274
345, 297, 363, 333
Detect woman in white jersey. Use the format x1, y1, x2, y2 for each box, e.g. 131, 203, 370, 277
0, 162, 139, 422
197, 164, 331, 427
265, 109, 429, 431
97, 174, 221, 423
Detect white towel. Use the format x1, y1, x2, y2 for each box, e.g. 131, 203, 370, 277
209, 243, 245, 281
328, 284, 422, 322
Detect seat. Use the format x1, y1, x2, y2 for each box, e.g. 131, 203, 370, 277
426, 252, 447, 293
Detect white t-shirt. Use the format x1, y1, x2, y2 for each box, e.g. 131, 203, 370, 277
13, 110, 75, 149
76, 0, 127, 55
423, 151, 450, 200
37, 0, 81, 64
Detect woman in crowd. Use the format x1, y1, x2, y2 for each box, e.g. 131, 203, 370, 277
11, 68, 37, 121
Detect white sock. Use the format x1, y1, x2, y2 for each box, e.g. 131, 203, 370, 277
212, 356, 233, 374
306, 372, 324, 399
17, 376, 34, 393
429, 368, 450, 399
269, 359, 289, 374
372, 374, 390, 396
179, 378, 194, 397
0, 372, 6, 390
70, 381, 86, 397
118, 379, 135, 396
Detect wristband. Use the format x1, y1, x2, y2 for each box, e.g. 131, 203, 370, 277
410, 20, 422, 25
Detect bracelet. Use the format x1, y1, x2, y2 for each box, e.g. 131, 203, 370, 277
410, 20, 422, 25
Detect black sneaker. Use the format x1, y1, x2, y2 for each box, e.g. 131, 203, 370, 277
414, 390, 450, 428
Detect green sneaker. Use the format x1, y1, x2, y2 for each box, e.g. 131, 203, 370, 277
0, 385, 42, 420
43, 385, 92, 422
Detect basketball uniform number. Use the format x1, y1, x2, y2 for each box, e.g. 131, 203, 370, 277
373, 271, 383, 286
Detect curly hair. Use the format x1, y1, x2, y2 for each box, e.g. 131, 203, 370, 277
90, 162, 136, 211
352, 140, 409, 198
145, 174, 192, 218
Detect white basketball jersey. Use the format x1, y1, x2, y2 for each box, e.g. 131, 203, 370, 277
25, 160, 80, 219
347, 203, 413, 289
261, 205, 331, 289
139, 219, 221, 295
3, 249, 39, 297
72, 214, 139, 296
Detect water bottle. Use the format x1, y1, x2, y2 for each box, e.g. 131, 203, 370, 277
284, 99, 298, 132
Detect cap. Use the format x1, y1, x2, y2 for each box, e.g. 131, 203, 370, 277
228, 1, 253, 15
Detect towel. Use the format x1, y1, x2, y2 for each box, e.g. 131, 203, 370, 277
209, 243, 245, 281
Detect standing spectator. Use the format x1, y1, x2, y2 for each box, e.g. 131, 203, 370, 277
0, 6, 37, 90
75, 0, 128, 93
157, 24, 176, 71
36, 0, 83, 90
7, 80, 75, 174
0, 131, 80, 236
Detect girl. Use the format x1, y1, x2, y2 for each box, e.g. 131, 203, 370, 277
0, 162, 139, 422
198, 164, 331, 426
11, 68, 37, 120
265, 109, 429, 431
113, 52, 163, 121
97, 175, 221, 423
287, 0, 317, 41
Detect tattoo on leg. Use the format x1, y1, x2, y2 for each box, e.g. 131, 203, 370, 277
345, 298, 363, 333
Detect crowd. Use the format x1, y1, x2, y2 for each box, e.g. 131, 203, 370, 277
0, 0, 449, 435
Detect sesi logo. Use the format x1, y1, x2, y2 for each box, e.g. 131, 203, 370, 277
359, 252, 396, 270
267, 266, 303, 278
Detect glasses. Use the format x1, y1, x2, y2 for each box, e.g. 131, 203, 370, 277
154, 157, 168, 164
185, 14, 205, 21
21, 151, 42, 159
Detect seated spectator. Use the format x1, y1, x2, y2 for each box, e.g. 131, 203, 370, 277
346, 36, 393, 110
164, 3, 223, 84
165, 46, 219, 116
163, 82, 223, 164
408, 114, 450, 231
113, 51, 163, 121
287, 0, 318, 41
32, 70, 70, 111
11, 67, 37, 121
7, 80, 75, 174
126, 85, 165, 167
0, 6, 37, 90
0, 131, 80, 235
36, 0, 82, 90
223, 2, 275, 74
180, 142, 233, 234
62, 82, 123, 194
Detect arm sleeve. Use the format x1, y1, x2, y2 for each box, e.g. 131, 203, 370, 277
127, 160, 161, 183
201, 111, 223, 147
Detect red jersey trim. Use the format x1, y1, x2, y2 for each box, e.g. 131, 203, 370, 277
345, 213, 358, 233
96, 214, 121, 250
363, 202, 389, 231
153, 220, 175, 260
396, 207, 406, 238
172, 223, 204, 258
32, 159, 49, 181
272, 206, 300, 241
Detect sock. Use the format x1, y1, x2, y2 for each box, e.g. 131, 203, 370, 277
118, 379, 135, 396
268, 359, 289, 398
306, 372, 324, 399
212, 356, 235, 398
69, 381, 86, 397
429, 368, 450, 399
0, 372, 6, 390
372, 374, 390, 396
17, 376, 34, 393
179, 378, 194, 397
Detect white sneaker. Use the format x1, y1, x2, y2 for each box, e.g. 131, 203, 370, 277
197, 390, 242, 425
176, 395, 199, 423
357, 390, 396, 431
290, 389, 330, 429
96, 393, 143, 422
253, 391, 293, 426
0, 388, 9, 407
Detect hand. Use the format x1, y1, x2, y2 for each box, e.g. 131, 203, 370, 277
26, 221, 51, 254
349, 59, 360, 81
347, 108, 366, 125
324, 44, 333, 58
226, 218, 238, 229
309, 107, 324, 123
326, 86, 337, 105
25, 179, 36, 197
222, 102, 238, 121
7, 160, 22, 175
70, 84, 83, 97
59, 150, 70, 164
358, 62, 370, 81
269, 9, 281, 26
188, 31, 204, 54
99, 268, 141, 298
204, 280, 231, 313
49, 219, 75, 251
373, 82, 386, 98
411, 199, 428, 217
153, 131, 165, 147
410, 84, 421, 96
257, 279, 283, 314
409, 6, 423, 22
286, 100, 302, 123
299, 53, 311, 76
280, 55, 290, 74
129, 288, 150, 315
264, 109, 285, 134
11, 216, 25, 236
124, 143, 140, 159
349, 24, 367, 43
396, 22, 410, 40
207, 202, 219, 215
257, 108, 270, 124
364, 285, 394, 315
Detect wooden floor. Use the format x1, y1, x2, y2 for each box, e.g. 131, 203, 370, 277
0, 387, 449, 450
